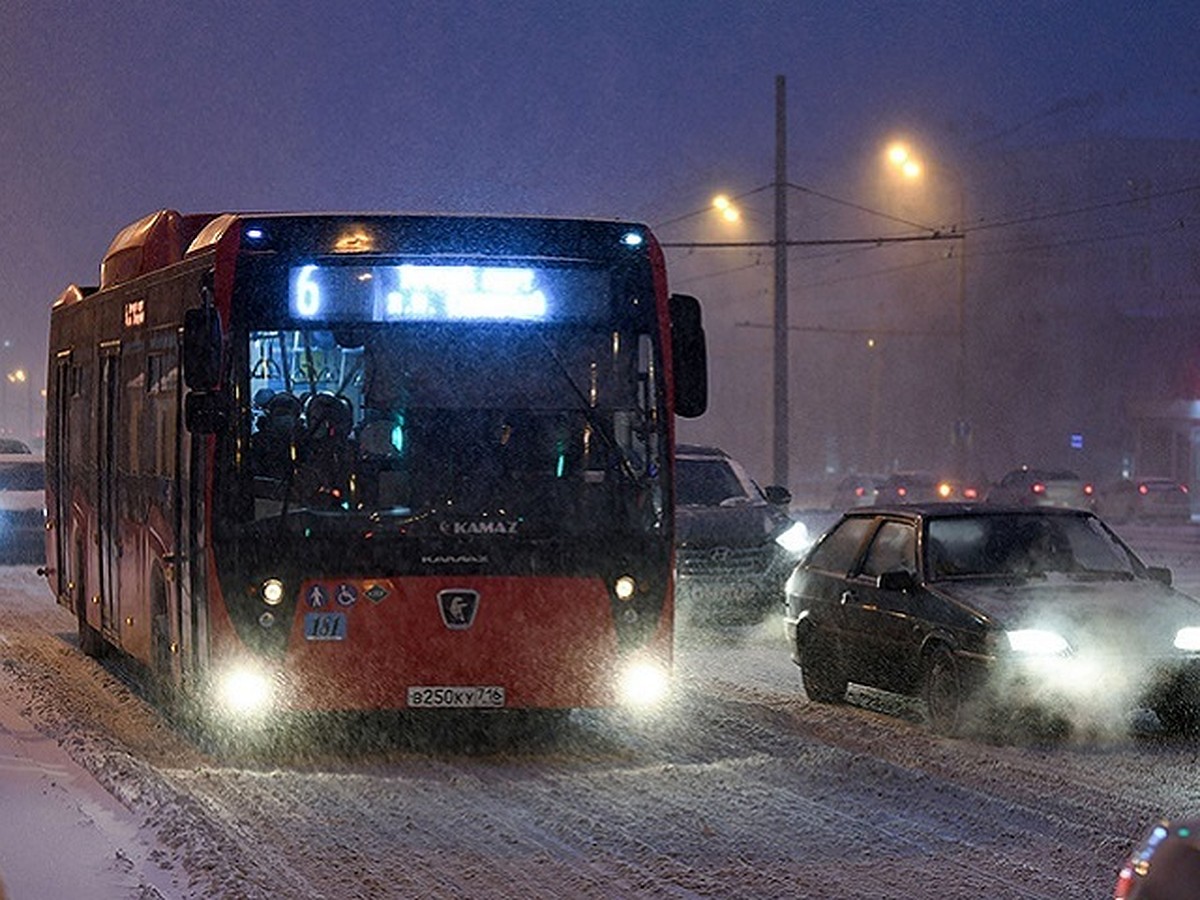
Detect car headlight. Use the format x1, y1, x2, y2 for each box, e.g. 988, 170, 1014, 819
1006, 629, 1072, 656
774, 520, 811, 555
1174, 627, 1200, 651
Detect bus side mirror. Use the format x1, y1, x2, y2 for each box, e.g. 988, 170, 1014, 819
669, 293, 708, 418
185, 391, 230, 434
183, 305, 223, 391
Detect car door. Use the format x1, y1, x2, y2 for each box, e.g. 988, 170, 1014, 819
790, 515, 876, 659
838, 519, 921, 691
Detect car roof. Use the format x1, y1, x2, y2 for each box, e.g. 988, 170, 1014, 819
1003, 467, 1081, 479
0, 454, 42, 463
676, 444, 730, 459
841, 503, 1094, 520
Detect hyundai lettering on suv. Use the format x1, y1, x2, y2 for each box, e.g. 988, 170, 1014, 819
674, 444, 808, 625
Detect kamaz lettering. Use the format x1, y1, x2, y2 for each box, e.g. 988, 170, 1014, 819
440, 521, 520, 535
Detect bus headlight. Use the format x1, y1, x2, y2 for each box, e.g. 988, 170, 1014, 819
618, 660, 670, 707
216, 665, 274, 717
261, 578, 285, 606
614, 575, 637, 601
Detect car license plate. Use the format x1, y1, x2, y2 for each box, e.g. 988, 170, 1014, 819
406, 686, 506, 708
304, 612, 347, 641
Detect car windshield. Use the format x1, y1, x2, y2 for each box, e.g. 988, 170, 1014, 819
926, 513, 1136, 580
0, 460, 43, 491
676, 458, 751, 507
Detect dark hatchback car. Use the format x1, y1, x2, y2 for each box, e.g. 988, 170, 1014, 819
675, 444, 808, 624
784, 504, 1200, 735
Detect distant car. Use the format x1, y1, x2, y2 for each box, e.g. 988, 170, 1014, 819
985, 467, 1094, 509
874, 472, 941, 504
675, 444, 809, 624
1115, 818, 1200, 898
0, 454, 44, 562
1099, 477, 1191, 525
784, 504, 1200, 736
0, 438, 31, 454
874, 471, 980, 504
829, 473, 883, 510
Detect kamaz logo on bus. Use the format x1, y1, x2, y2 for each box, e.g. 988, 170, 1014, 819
438, 589, 480, 630
420, 555, 489, 565
438, 520, 519, 535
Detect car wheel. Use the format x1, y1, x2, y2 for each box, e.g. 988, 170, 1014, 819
923, 645, 965, 735
800, 633, 848, 704
1154, 676, 1200, 736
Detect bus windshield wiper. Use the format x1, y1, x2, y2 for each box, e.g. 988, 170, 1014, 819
536, 335, 646, 487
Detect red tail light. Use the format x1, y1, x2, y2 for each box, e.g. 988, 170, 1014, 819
1139, 483, 1149, 495
1032, 482, 1046, 494
855, 487, 866, 498
1084, 483, 1094, 496
1182, 484, 1190, 494
963, 487, 978, 500
897, 486, 908, 497
1114, 865, 1134, 899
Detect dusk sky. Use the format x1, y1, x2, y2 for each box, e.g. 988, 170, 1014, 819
3, 1, 1198, 450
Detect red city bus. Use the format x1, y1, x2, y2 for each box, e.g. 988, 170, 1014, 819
45, 210, 707, 723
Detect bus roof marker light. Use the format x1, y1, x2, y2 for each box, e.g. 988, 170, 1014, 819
245, 227, 265, 241
621, 231, 644, 247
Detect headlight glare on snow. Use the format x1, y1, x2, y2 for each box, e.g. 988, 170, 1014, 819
1174, 627, 1200, 651
1006, 629, 1072, 656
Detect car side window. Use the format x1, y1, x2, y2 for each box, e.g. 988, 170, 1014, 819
806, 517, 873, 574
860, 521, 916, 578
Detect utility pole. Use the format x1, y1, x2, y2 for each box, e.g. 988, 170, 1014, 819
772, 74, 789, 489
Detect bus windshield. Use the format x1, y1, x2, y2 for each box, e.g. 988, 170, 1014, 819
242, 323, 665, 535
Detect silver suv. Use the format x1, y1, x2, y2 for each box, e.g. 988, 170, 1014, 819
674, 444, 807, 624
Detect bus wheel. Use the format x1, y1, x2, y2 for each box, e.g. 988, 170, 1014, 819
77, 601, 106, 658
149, 575, 179, 710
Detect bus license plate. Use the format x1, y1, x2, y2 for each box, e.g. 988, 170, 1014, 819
304, 612, 347, 641
407, 686, 506, 708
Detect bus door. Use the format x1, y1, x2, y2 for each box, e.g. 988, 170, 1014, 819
51, 352, 74, 609
97, 342, 121, 637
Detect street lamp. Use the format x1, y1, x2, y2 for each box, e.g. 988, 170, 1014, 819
883, 139, 970, 476
6, 369, 29, 441
712, 194, 742, 223
886, 143, 923, 180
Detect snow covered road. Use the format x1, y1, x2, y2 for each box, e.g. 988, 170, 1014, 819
1, 521, 1198, 898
